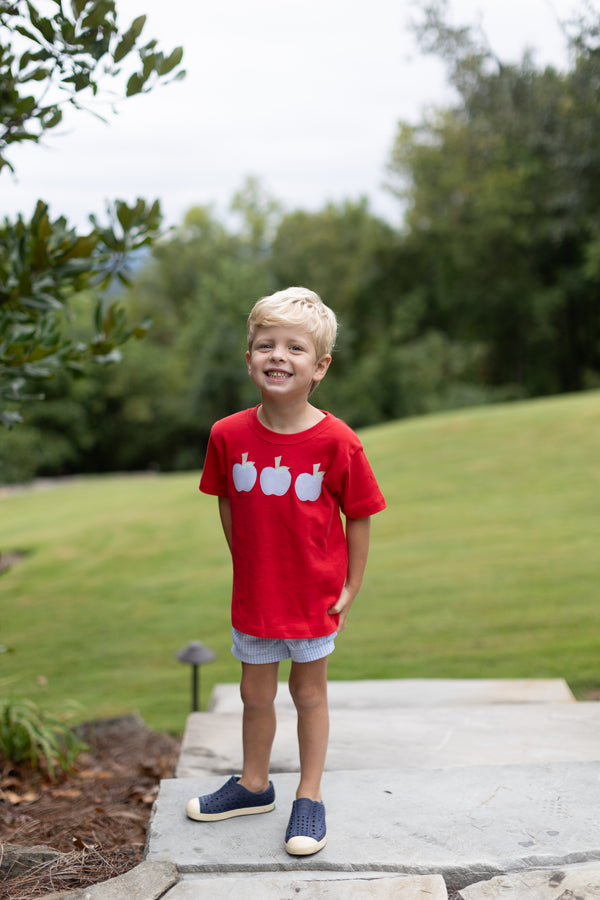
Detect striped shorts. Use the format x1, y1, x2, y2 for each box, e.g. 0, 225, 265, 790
231, 628, 337, 664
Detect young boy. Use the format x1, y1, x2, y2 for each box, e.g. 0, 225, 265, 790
185, 287, 386, 855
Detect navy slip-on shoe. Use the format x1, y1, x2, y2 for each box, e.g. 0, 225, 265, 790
285, 797, 327, 855
185, 775, 275, 821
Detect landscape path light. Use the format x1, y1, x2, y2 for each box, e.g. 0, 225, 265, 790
176, 640, 216, 712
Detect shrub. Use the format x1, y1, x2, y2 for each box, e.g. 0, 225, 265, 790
0, 698, 87, 779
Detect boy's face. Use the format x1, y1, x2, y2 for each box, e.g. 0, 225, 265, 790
246, 325, 331, 401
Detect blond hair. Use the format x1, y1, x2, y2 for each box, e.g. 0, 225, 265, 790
247, 287, 337, 362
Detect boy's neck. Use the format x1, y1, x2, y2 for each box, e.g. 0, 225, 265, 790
257, 398, 325, 434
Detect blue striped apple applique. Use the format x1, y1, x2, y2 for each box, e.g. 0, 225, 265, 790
295, 464, 325, 502
233, 452, 257, 492
260, 456, 292, 496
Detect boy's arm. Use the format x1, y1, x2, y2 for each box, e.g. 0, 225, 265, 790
328, 515, 371, 632
218, 496, 233, 553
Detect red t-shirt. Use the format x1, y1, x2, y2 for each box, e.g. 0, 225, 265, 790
199, 407, 386, 639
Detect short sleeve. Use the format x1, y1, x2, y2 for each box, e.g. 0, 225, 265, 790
199, 428, 228, 496
339, 447, 386, 518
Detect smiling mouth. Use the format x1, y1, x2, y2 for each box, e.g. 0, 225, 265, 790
265, 370, 291, 379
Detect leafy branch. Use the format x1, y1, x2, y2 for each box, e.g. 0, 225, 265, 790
0, 0, 185, 426
0, 0, 185, 173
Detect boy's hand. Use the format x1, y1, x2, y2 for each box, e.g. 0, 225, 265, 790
328, 585, 354, 633
329, 516, 372, 633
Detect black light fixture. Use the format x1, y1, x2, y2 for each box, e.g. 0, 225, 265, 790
176, 640, 216, 712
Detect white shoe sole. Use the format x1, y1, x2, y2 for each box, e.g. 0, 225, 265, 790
185, 797, 275, 821
285, 834, 327, 855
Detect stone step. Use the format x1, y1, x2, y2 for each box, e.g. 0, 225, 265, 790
176, 701, 600, 778
208, 678, 575, 713
164, 872, 448, 899
460, 863, 600, 899
145, 764, 600, 893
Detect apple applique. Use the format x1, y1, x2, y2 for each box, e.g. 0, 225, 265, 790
260, 456, 292, 496
295, 463, 325, 502
233, 452, 257, 492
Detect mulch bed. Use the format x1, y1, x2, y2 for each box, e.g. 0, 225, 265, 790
0, 716, 180, 899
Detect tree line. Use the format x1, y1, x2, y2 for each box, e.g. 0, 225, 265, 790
2, 0, 600, 482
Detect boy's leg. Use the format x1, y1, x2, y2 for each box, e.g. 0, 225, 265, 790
288, 655, 329, 801
239, 660, 279, 793
185, 654, 279, 822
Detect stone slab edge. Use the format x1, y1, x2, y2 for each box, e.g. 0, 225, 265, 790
165, 871, 448, 899
209, 679, 575, 712
38, 859, 178, 900
459, 861, 600, 899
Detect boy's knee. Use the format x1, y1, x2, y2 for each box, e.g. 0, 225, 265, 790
240, 679, 277, 711
289, 679, 327, 713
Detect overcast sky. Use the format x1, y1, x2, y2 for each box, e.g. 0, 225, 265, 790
2, 0, 578, 230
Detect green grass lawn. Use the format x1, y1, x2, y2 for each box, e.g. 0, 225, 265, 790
1, 391, 599, 734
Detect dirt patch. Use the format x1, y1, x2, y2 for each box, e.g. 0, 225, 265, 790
0, 552, 28, 576
0, 715, 180, 899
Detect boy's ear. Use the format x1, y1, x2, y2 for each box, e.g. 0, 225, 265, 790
245, 350, 251, 374
313, 354, 332, 383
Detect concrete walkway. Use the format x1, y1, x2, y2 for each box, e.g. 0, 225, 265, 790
140, 679, 600, 899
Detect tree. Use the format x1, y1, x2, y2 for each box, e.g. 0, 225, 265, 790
56, 190, 277, 475
387, 0, 600, 398
270, 198, 471, 423
270, 200, 394, 415
0, 0, 185, 426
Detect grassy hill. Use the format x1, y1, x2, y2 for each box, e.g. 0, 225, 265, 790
1, 391, 598, 734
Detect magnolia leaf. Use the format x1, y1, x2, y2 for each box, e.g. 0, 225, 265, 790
116, 201, 133, 231
113, 32, 135, 63
142, 52, 156, 79
128, 14, 146, 40
14, 24, 40, 44
36, 17, 56, 44
18, 50, 34, 70
126, 71, 143, 96
159, 46, 183, 76
113, 17, 146, 64
29, 65, 50, 81
81, 0, 114, 29
14, 96, 38, 116
40, 107, 62, 129
70, 0, 88, 18
59, 233, 98, 261
5, 131, 38, 145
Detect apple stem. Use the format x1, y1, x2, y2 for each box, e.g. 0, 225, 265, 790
274, 456, 282, 469
241, 452, 248, 465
